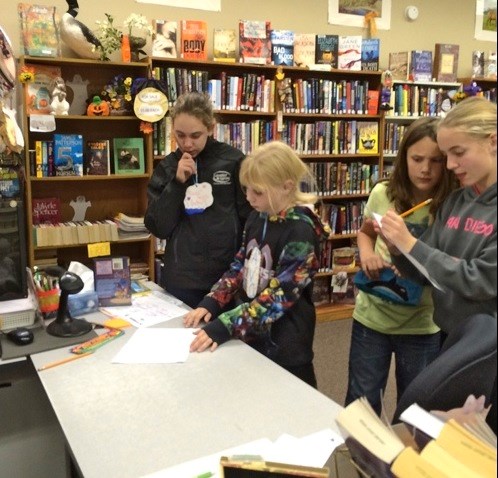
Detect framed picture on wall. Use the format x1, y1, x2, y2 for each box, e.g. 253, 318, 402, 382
474, 0, 497, 41
328, 0, 392, 30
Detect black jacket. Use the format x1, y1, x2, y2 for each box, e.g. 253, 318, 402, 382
145, 137, 252, 291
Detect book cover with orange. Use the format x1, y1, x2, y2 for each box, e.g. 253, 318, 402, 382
180, 20, 208, 61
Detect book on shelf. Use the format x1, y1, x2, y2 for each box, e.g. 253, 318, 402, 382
151, 20, 178, 58
270, 29, 294, 66
113, 137, 145, 175
293, 33, 316, 68
331, 271, 357, 305
433, 43, 459, 83
18, 3, 61, 57
180, 20, 208, 61
356, 121, 379, 154
389, 51, 409, 81
53, 134, 84, 176
238, 19, 272, 65
361, 38, 380, 71
25, 64, 61, 115
93, 256, 132, 307
337, 35, 362, 71
84, 139, 110, 175
315, 34, 338, 68
410, 50, 433, 82
32, 197, 61, 225
472, 50, 485, 78
213, 28, 237, 62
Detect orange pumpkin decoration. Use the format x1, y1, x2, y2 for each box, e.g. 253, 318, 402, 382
87, 95, 110, 116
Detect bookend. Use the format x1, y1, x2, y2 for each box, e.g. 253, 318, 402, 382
46, 270, 92, 337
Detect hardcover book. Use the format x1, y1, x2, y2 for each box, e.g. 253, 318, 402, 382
25, 64, 61, 115
410, 50, 433, 82
93, 256, 132, 307
85, 139, 110, 175
213, 28, 237, 62
388, 51, 409, 81
293, 33, 316, 68
113, 137, 145, 174
356, 122, 379, 154
361, 38, 380, 71
53, 134, 84, 176
18, 3, 61, 57
152, 20, 178, 58
315, 34, 339, 68
32, 197, 61, 225
180, 20, 208, 61
433, 43, 459, 82
238, 20, 272, 65
472, 50, 485, 77
338, 35, 362, 71
270, 29, 294, 66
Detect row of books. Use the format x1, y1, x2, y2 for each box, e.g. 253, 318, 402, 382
386, 84, 457, 118
383, 123, 409, 156
318, 201, 367, 237
30, 137, 145, 177
152, 19, 380, 71
281, 120, 379, 156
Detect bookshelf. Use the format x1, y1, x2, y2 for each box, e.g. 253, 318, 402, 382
382, 79, 461, 175
20, 56, 155, 280
151, 57, 384, 321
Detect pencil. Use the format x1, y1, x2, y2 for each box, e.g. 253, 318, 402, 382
37, 352, 93, 371
400, 198, 433, 218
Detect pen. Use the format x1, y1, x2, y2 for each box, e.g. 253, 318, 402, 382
400, 198, 432, 218
37, 352, 93, 371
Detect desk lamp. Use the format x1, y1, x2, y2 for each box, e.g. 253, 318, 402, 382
46, 270, 92, 337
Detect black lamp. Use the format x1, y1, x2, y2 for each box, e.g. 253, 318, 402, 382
46, 270, 93, 337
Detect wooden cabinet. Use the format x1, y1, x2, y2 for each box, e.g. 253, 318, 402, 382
20, 56, 155, 279
150, 57, 383, 321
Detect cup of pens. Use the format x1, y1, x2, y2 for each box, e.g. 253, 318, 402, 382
34, 273, 60, 320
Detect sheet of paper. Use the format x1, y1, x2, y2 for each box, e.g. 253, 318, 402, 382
140, 438, 273, 478
372, 212, 444, 291
101, 291, 187, 327
267, 428, 344, 467
112, 328, 195, 364
400, 403, 445, 439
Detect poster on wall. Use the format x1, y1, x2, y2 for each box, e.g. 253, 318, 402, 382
135, 0, 220, 11
474, 0, 497, 41
328, 0, 391, 30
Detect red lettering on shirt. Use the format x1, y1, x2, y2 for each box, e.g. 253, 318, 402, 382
464, 217, 494, 237
446, 216, 460, 229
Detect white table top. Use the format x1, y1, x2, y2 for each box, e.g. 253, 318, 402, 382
31, 309, 343, 478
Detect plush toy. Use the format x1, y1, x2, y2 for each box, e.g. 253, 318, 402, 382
59, 0, 101, 59
50, 77, 70, 115
86, 96, 110, 116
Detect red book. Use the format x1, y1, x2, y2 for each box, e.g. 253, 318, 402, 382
32, 197, 61, 225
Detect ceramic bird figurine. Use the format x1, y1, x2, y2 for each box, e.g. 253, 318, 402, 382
59, 0, 101, 59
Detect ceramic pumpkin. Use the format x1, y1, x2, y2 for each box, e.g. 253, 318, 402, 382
87, 96, 110, 116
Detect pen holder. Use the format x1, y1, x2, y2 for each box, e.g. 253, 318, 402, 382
37, 288, 60, 320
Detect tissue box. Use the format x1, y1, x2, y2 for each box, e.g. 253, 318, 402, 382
68, 291, 99, 317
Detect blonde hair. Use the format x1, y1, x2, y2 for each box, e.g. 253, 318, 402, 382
240, 141, 317, 209
438, 96, 497, 139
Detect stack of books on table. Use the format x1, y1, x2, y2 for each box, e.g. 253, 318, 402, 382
113, 213, 151, 241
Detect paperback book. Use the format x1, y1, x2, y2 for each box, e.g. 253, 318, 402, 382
389, 51, 409, 81
433, 43, 459, 82
151, 20, 178, 58
213, 28, 237, 62
18, 3, 61, 57
315, 34, 339, 68
180, 20, 208, 61
85, 139, 110, 175
356, 122, 379, 154
270, 29, 294, 66
113, 137, 145, 174
93, 256, 132, 307
361, 38, 380, 71
53, 134, 84, 176
410, 50, 433, 82
238, 19, 272, 65
32, 197, 61, 225
293, 33, 316, 68
338, 35, 362, 71
25, 64, 61, 115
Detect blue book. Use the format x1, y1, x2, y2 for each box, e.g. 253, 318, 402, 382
53, 134, 84, 176
410, 50, 433, 82
361, 38, 380, 71
270, 29, 294, 66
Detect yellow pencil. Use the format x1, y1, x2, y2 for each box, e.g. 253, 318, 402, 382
400, 198, 433, 218
37, 352, 93, 371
